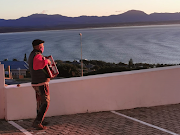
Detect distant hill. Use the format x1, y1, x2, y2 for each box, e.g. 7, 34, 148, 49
0, 10, 180, 32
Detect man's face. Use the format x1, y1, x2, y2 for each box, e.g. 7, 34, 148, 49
38, 43, 44, 53
39, 43, 44, 48
33, 43, 44, 52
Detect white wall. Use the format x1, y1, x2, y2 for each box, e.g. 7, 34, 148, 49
5, 84, 36, 120
3, 66, 180, 120
47, 66, 180, 116
0, 64, 5, 119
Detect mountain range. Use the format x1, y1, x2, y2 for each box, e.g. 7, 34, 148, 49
0, 10, 180, 32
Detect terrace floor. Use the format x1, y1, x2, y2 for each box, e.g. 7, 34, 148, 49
1, 103, 180, 135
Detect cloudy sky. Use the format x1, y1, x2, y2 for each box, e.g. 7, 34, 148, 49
0, 0, 180, 19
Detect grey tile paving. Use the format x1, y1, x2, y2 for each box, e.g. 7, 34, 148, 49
0, 120, 24, 135
1, 104, 180, 135
118, 103, 180, 134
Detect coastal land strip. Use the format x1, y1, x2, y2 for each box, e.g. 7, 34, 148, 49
0, 21, 180, 33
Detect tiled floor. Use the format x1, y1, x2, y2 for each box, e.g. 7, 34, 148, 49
1, 104, 180, 135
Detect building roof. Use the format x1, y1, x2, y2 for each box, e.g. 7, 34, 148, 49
0, 61, 29, 70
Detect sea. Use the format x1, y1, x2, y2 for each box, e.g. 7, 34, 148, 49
0, 24, 180, 64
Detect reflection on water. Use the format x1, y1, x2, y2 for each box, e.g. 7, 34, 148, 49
0, 24, 180, 64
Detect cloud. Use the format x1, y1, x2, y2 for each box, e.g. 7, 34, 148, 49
41, 10, 48, 14
115, 10, 124, 13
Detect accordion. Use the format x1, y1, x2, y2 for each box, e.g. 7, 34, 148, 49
44, 55, 59, 78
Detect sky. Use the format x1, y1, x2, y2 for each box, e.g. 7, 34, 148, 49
0, 0, 180, 19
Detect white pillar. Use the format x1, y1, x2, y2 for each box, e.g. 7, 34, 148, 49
0, 64, 5, 119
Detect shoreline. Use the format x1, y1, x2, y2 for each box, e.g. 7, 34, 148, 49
0, 21, 180, 34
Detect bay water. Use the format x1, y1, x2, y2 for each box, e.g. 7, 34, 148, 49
0, 24, 180, 64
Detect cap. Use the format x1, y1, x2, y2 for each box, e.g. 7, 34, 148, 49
32, 39, 44, 46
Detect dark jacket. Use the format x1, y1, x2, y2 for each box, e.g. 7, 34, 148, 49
28, 49, 49, 84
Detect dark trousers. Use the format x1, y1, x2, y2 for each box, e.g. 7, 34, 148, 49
33, 84, 50, 124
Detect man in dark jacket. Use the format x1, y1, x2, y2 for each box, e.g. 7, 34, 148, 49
28, 39, 51, 130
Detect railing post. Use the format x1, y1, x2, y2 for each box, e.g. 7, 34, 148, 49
0, 64, 5, 119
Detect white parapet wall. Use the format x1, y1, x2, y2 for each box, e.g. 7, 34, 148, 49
2, 66, 180, 120
0, 64, 5, 119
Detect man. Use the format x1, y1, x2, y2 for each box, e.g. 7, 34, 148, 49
28, 39, 51, 130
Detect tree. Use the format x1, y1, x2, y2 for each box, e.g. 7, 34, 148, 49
57, 63, 80, 78
3, 58, 8, 61
128, 58, 134, 68
13, 58, 18, 61
24, 53, 27, 61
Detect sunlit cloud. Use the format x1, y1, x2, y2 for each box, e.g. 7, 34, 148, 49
115, 10, 124, 13
41, 10, 48, 14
